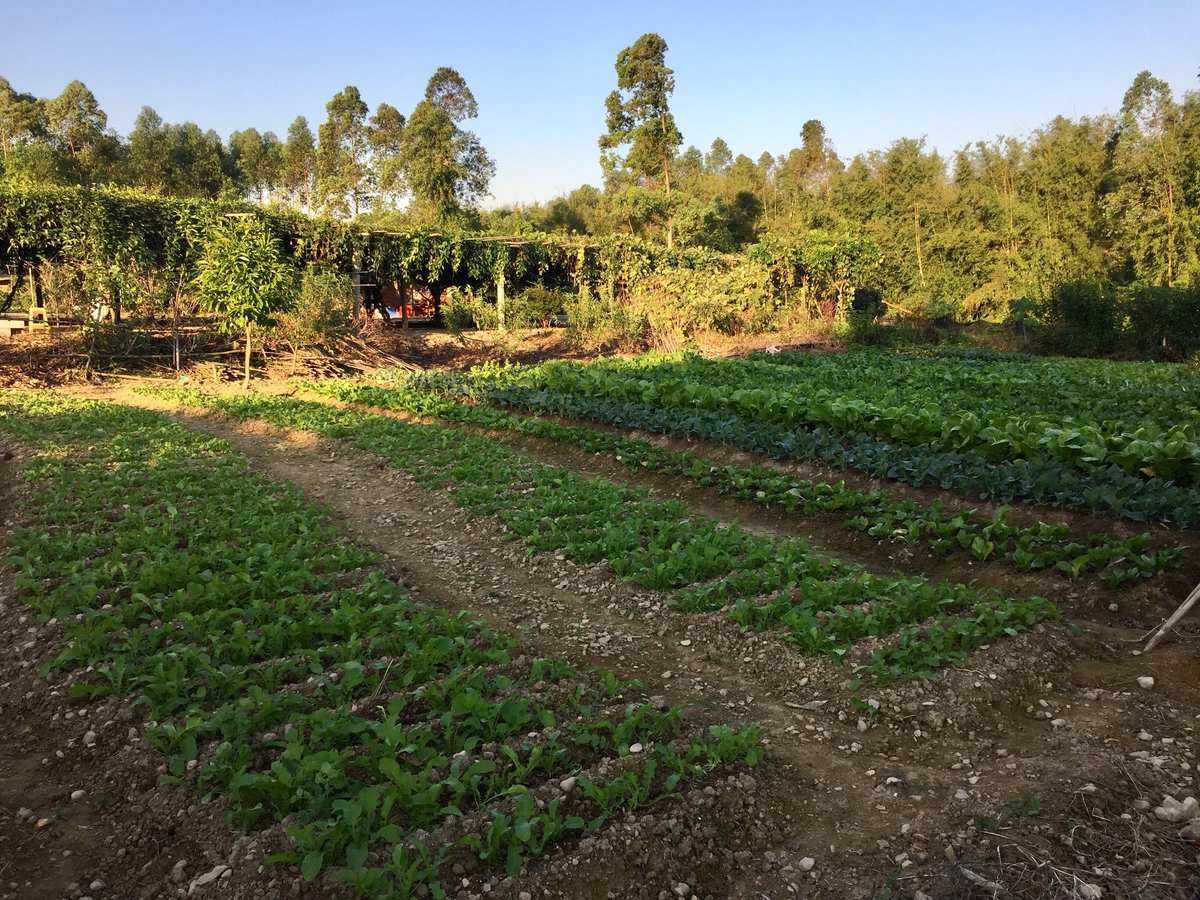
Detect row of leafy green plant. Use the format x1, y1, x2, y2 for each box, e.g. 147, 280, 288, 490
756, 347, 1200, 428
413, 359, 1200, 527
306, 378, 1180, 587
456, 353, 1200, 486
0, 393, 762, 897
140, 387, 1058, 680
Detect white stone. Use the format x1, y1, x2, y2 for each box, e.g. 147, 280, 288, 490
1154, 795, 1199, 823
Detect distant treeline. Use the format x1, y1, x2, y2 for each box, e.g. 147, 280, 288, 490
0, 68, 494, 222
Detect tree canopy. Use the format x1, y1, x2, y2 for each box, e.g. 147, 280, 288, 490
2, 55, 1198, 322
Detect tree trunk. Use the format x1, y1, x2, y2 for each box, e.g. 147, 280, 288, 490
1, 260, 23, 314
431, 285, 444, 326
496, 270, 506, 331
243, 323, 252, 389
664, 156, 675, 250
172, 283, 182, 373
913, 201, 927, 289
28, 265, 44, 310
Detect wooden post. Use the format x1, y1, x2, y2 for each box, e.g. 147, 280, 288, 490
28, 264, 46, 317
496, 270, 506, 331
243, 323, 253, 388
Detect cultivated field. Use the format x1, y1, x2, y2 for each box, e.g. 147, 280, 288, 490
2, 347, 1199, 899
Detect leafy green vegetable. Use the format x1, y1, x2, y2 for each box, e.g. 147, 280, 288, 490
0, 392, 762, 896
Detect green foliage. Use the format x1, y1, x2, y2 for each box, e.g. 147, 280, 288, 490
1034, 281, 1120, 356
317, 376, 1182, 586
398, 69, 493, 222
1124, 284, 1200, 360
272, 267, 357, 348
193, 216, 297, 332
441, 285, 486, 331
0, 183, 883, 344
420, 349, 1200, 525
4, 67, 1199, 337
599, 33, 682, 188
509, 285, 567, 328
315, 86, 371, 217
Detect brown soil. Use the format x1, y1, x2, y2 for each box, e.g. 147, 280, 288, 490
4, 385, 1200, 899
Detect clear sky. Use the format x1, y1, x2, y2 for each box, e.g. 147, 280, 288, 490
5, 0, 1198, 206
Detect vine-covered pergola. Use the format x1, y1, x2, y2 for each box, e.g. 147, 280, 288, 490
0, 184, 882, 326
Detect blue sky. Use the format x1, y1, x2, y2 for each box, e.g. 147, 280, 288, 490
5, 0, 1198, 206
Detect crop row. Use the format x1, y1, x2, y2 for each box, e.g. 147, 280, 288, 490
449, 356, 1200, 488
415, 364, 1200, 527
0, 393, 761, 897
310, 378, 1180, 586
599, 348, 1199, 436
141, 387, 1058, 678
578, 351, 1200, 484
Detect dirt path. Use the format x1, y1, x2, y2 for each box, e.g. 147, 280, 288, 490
92, 388, 1200, 898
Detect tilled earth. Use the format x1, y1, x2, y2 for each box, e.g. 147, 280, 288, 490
2, 389, 1200, 899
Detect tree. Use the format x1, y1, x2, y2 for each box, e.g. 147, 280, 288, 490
800, 119, 830, 171
42, 80, 114, 181
193, 216, 297, 386
368, 102, 406, 201
1107, 71, 1193, 285
316, 86, 370, 216
1021, 115, 1111, 289
424, 67, 479, 122
675, 145, 705, 181
0, 78, 44, 152
282, 116, 316, 209
705, 137, 732, 174
398, 68, 494, 222
599, 33, 683, 246
230, 127, 283, 203
0, 77, 50, 179
127, 108, 231, 198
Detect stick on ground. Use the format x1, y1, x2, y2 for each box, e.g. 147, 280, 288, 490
1144, 580, 1200, 653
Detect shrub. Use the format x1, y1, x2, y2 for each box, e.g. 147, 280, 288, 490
1036, 280, 1119, 356
442, 286, 488, 332
511, 286, 567, 328
272, 268, 357, 349
1124, 285, 1200, 361
564, 288, 647, 349
838, 309, 888, 345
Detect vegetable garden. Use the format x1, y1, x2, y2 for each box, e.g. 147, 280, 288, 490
3, 342, 1199, 898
